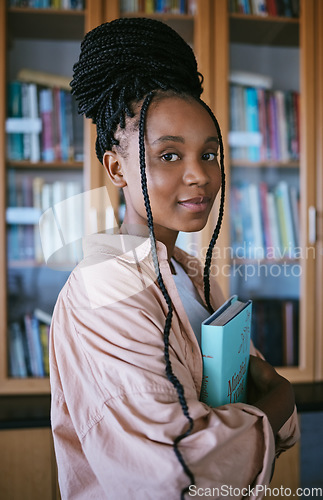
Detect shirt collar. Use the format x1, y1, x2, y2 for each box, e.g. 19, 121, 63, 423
82, 233, 169, 264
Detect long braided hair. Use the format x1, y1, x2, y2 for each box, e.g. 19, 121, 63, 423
71, 17, 225, 498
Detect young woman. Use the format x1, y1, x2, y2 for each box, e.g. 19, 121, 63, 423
50, 17, 299, 500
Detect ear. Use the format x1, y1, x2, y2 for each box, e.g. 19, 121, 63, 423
103, 151, 127, 188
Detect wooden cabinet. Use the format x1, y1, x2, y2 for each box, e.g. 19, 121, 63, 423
1, 1, 321, 390
0, 3, 87, 395
0, 0, 214, 395
208, 0, 322, 384
0, 0, 318, 496
0, 427, 60, 500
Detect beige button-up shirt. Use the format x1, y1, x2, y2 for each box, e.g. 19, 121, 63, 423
50, 234, 299, 500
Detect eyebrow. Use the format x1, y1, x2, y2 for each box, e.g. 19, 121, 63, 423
151, 135, 219, 145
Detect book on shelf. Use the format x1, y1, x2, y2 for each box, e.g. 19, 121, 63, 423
251, 298, 299, 367
229, 81, 300, 164
229, 70, 273, 91
229, 0, 299, 17
245, 87, 261, 161
6, 70, 84, 164
7, 81, 24, 161
7, 172, 83, 264
274, 180, 297, 257
8, 0, 84, 10
248, 183, 265, 258
230, 180, 299, 259
200, 295, 252, 408
120, 0, 196, 14
8, 309, 51, 378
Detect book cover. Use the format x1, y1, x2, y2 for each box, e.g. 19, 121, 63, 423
200, 295, 252, 408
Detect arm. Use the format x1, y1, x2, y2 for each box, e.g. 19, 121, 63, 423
51, 304, 277, 498
247, 354, 295, 436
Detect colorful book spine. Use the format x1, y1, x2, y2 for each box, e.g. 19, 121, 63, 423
231, 180, 299, 260
39, 88, 55, 162
8, 322, 28, 378
266, 191, 282, 258
229, 83, 300, 163
248, 183, 264, 258
7, 81, 24, 161
230, 0, 299, 16
275, 181, 296, 257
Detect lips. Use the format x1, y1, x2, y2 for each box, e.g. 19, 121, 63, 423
178, 196, 211, 213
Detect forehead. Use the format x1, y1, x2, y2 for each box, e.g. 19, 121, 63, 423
145, 95, 218, 140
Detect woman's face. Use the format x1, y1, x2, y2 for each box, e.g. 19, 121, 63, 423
105, 95, 222, 246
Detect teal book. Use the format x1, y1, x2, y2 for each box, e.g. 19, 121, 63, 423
200, 295, 252, 407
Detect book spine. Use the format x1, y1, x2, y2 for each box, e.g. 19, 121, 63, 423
275, 181, 296, 257
245, 87, 260, 161
259, 181, 272, 253
24, 314, 40, 377
39, 88, 55, 162
28, 83, 41, 163
275, 90, 289, 162
266, 191, 282, 258
257, 88, 267, 161
8, 322, 28, 377
39, 324, 50, 376
59, 89, 69, 162
248, 183, 264, 258
33, 176, 45, 262
200, 325, 224, 407
53, 87, 62, 161
21, 82, 31, 160
7, 81, 24, 161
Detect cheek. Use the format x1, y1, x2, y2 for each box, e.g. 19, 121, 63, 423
146, 168, 176, 195
212, 166, 222, 193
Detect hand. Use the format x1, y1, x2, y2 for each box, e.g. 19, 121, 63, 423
247, 355, 283, 404
247, 355, 295, 436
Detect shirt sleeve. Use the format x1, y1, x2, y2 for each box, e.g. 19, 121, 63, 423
50, 271, 297, 500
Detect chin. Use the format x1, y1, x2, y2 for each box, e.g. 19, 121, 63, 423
179, 219, 208, 233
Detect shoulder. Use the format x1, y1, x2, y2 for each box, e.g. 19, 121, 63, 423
55, 233, 159, 311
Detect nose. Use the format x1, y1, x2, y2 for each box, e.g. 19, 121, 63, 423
182, 157, 210, 186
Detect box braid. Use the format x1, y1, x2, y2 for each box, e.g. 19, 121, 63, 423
71, 17, 225, 498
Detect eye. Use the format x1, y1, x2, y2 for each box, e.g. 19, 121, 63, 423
161, 152, 180, 162
202, 152, 217, 161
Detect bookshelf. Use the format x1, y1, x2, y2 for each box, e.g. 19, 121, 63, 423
0, 1, 213, 394
209, 0, 321, 384
0, 2, 92, 395
1, 0, 321, 394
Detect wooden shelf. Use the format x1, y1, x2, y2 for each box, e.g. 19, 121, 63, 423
231, 257, 300, 265
7, 160, 83, 170
7, 8, 85, 40
0, 376, 50, 396
120, 11, 194, 20
229, 14, 299, 46
120, 11, 194, 43
231, 159, 299, 169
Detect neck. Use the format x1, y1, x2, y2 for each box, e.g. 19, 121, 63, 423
120, 219, 178, 262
